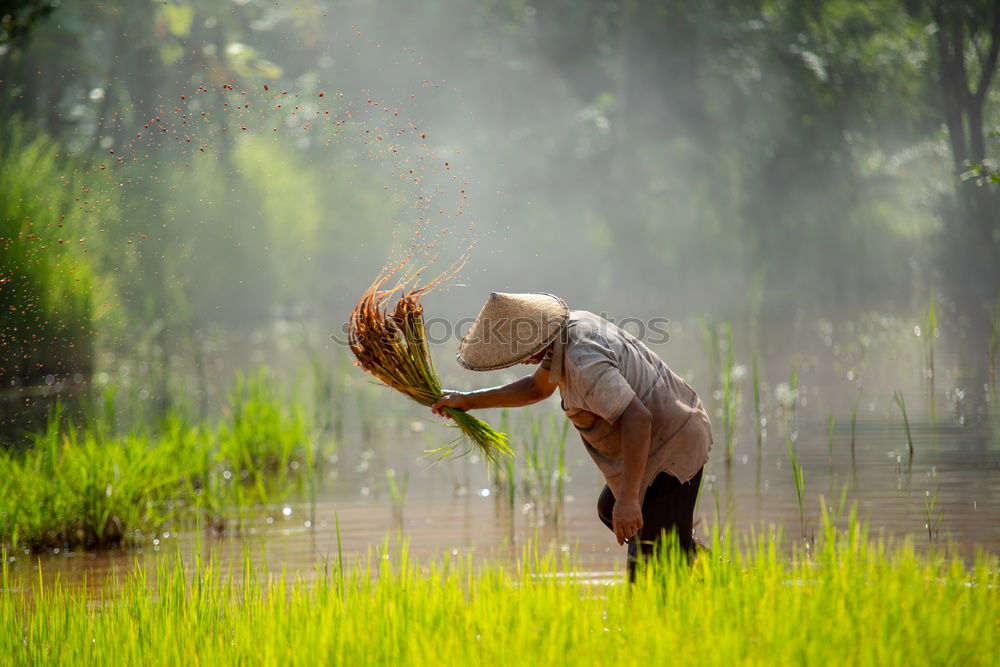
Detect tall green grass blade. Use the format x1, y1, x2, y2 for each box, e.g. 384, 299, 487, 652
786, 434, 805, 541
721, 322, 738, 470
892, 390, 914, 461
923, 486, 943, 542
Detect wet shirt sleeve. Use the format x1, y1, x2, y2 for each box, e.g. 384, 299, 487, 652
563, 335, 636, 424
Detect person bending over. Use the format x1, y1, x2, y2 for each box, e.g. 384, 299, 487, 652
432, 292, 712, 580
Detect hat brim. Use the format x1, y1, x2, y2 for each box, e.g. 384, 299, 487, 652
456, 292, 569, 371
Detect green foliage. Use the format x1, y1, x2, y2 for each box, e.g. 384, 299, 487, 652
0, 369, 322, 551
0, 0, 57, 45
0, 412, 193, 551
3, 519, 997, 664
0, 125, 114, 387
3, 0, 989, 330
2, 0, 998, 445
220, 367, 309, 475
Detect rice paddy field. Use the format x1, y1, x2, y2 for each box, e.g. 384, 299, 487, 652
2, 524, 997, 665
1, 312, 999, 666
4, 2, 1000, 664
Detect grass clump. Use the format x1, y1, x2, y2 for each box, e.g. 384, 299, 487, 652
491, 409, 569, 524
0, 369, 323, 551
0, 410, 193, 551
219, 368, 311, 475
2, 518, 996, 665
349, 261, 510, 462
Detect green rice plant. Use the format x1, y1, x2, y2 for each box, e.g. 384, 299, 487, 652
0, 419, 195, 551
699, 320, 740, 471
1, 368, 333, 549
3, 519, 996, 665
850, 391, 862, 466
335, 512, 345, 586
219, 367, 310, 474
495, 409, 517, 513
698, 316, 722, 396
349, 262, 509, 462
79, 385, 120, 442
519, 413, 570, 525
699, 320, 741, 471
720, 323, 740, 470
786, 434, 806, 542
892, 390, 915, 461
923, 487, 943, 542
385, 468, 410, 528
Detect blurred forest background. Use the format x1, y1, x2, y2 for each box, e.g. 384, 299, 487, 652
1, 0, 998, 439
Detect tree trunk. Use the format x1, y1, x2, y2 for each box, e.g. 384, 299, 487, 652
931, 0, 1000, 417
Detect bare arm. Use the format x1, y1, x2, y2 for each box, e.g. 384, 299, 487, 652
611, 396, 652, 545
431, 364, 557, 416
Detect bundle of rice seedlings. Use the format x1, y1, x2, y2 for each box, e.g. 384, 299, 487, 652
348, 260, 510, 463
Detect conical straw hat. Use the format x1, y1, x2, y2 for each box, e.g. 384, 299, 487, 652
457, 292, 569, 371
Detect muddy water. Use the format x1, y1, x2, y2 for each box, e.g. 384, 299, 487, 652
7, 403, 998, 598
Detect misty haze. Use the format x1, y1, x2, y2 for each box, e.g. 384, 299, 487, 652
1, 1, 998, 663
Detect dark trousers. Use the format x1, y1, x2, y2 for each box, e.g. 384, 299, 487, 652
597, 467, 703, 580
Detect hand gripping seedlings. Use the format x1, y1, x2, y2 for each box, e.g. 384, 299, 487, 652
348, 259, 510, 463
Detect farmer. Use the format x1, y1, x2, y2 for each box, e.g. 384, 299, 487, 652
432, 292, 712, 579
